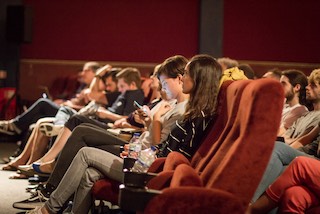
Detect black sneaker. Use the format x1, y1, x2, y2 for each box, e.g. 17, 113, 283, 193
28, 175, 48, 184
13, 190, 49, 210
26, 183, 45, 193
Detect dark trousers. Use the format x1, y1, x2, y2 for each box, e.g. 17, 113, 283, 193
47, 123, 128, 188
64, 114, 111, 131
12, 98, 60, 132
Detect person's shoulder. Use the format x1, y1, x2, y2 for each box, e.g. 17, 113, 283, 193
307, 110, 320, 116
176, 100, 188, 109
124, 89, 144, 96
291, 105, 309, 114
106, 91, 121, 99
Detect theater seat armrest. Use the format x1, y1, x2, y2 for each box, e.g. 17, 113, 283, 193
119, 184, 161, 212
148, 157, 166, 173
145, 187, 246, 214
123, 170, 157, 188
119, 186, 246, 213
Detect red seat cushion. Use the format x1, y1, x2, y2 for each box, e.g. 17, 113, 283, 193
91, 178, 121, 204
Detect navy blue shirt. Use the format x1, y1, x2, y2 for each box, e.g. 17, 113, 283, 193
108, 89, 144, 116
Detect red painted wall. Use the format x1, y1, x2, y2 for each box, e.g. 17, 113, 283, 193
223, 0, 320, 63
21, 1, 320, 64
21, 0, 200, 62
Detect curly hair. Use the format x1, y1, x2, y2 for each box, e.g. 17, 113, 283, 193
184, 54, 222, 121
308, 69, 320, 86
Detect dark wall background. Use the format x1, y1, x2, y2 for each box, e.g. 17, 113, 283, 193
223, 0, 320, 63
20, 0, 200, 62
0, 0, 22, 87
1, 0, 320, 88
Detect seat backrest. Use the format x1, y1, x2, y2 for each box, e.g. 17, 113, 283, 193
192, 79, 251, 171
201, 78, 284, 207
49, 75, 69, 99
59, 74, 81, 100
188, 80, 233, 166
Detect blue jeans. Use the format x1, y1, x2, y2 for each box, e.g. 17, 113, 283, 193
252, 141, 312, 202
54, 106, 77, 125
12, 98, 60, 132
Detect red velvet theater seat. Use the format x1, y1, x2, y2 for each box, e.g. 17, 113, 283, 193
119, 78, 284, 214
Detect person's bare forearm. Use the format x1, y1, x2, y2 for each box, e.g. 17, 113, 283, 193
152, 114, 162, 145
290, 125, 319, 148
97, 108, 126, 122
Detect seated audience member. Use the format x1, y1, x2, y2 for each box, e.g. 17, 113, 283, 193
250, 156, 320, 214
237, 63, 256, 79
22, 54, 222, 214
1, 68, 120, 177
280, 69, 320, 144
0, 62, 100, 137
13, 55, 189, 210
252, 69, 320, 202
217, 57, 239, 71
113, 66, 162, 129
140, 64, 162, 104
83, 65, 121, 107
1, 62, 101, 165
15, 68, 144, 176
278, 69, 309, 135
262, 68, 282, 80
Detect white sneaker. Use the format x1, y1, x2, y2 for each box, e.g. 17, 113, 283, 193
39, 123, 64, 137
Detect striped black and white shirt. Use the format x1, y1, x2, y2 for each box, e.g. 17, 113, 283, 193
156, 111, 214, 159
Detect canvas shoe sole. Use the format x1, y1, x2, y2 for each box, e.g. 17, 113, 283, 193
26, 206, 43, 214
13, 190, 49, 210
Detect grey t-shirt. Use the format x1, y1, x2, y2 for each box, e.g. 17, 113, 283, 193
140, 100, 187, 149
285, 111, 320, 139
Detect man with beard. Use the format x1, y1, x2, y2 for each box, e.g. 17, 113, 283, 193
278, 69, 309, 136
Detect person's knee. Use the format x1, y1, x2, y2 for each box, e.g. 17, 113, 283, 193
77, 147, 95, 160
80, 167, 101, 187
292, 156, 316, 169
274, 141, 289, 154
73, 124, 92, 136
37, 98, 52, 106
280, 186, 312, 213
65, 114, 85, 130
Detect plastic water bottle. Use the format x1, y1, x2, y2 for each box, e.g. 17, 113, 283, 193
132, 146, 157, 173
128, 133, 142, 159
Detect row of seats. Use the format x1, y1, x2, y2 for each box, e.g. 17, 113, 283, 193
92, 78, 284, 213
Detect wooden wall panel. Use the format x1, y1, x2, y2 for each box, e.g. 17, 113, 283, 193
19, 59, 320, 103
19, 59, 155, 102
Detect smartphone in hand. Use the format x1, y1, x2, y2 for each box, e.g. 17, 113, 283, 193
134, 101, 143, 110
134, 101, 147, 115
